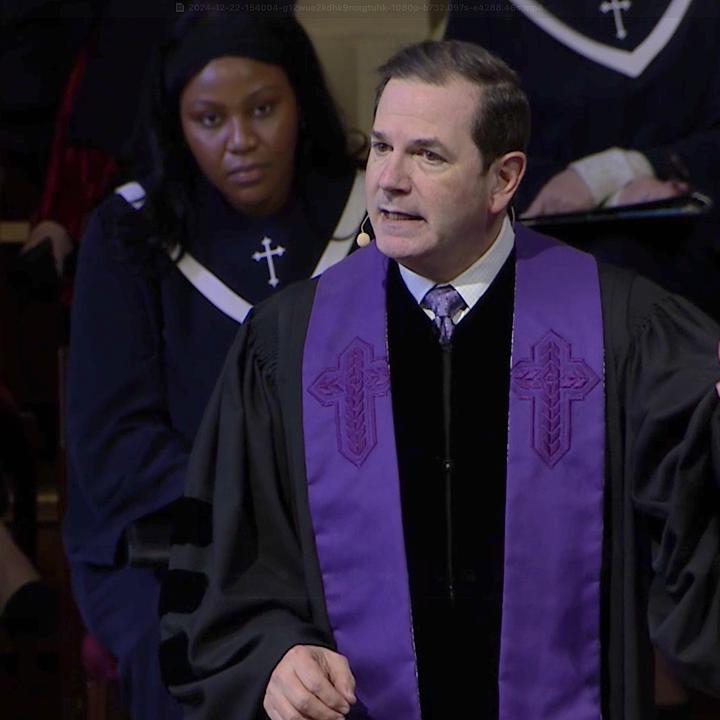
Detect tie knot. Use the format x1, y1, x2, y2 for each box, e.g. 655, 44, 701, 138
421, 285, 466, 345
422, 284, 466, 319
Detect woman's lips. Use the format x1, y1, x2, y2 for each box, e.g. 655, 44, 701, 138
227, 165, 266, 184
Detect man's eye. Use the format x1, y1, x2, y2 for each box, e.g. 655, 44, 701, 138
199, 113, 221, 128
371, 142, 390, 154
419, 149, 442, 163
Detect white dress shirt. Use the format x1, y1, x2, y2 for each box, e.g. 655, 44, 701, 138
398, 216, 515, 325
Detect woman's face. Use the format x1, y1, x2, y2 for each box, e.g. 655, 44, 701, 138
180, 56, 299, 216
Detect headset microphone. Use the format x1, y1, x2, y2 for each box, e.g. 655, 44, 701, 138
356, 214, 371, 247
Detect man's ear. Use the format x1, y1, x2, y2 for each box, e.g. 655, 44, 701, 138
488, 151, 527, 215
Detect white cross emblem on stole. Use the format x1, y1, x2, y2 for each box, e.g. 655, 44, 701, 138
252, 236, 286, 288
599, 0, 632, 39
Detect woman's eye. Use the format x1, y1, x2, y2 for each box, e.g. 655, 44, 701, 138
253, 103, 273, 118
199, 113, 221, 128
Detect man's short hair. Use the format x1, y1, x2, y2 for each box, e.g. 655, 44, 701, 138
375, 40, 531, 169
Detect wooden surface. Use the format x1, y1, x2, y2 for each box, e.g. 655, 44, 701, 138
0, 221, 30, 244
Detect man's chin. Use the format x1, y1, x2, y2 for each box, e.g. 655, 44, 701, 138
374, 238, 432, 274
374, 235, 423, 261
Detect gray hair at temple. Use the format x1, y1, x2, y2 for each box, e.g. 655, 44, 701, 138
374, 40, 531, 170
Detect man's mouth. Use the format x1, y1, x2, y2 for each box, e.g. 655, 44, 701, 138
380, 209, 424, 221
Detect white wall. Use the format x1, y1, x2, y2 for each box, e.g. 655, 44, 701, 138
297, 3, 443, 134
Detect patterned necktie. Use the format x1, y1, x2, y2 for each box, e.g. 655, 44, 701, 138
421, 285, 467, 345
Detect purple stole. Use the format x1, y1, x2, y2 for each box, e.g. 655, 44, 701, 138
302, 226, 604, 720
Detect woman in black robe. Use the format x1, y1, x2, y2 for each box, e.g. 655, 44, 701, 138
63, 10, 364, 719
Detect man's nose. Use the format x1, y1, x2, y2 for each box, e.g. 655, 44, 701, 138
226, 116, 258, 154
378, 154, 411, 194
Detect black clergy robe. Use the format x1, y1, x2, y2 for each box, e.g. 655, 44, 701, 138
387, 258, 513, 719
159, 250, 720, 720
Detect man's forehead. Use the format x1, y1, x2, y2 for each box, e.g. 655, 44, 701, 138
373, 76, 480, 137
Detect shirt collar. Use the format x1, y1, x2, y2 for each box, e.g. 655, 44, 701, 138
398, 216, 515, 313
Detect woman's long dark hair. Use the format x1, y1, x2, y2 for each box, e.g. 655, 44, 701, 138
122, 10, 357, 260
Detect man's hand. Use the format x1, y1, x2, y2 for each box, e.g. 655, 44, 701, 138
523, 168, 594, 217
264, 645, 356, 720
614, 177, 689, 206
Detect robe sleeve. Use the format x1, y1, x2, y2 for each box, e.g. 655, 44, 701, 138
65, 198, 189, 565
159, 318, 332, 719
621, 277, 720, 696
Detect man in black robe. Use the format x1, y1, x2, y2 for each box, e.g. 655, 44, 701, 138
159, 40, 720, 720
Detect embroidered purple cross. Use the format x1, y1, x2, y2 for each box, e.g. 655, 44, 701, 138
511, 330, 600, 467
308, 337, 390, 466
